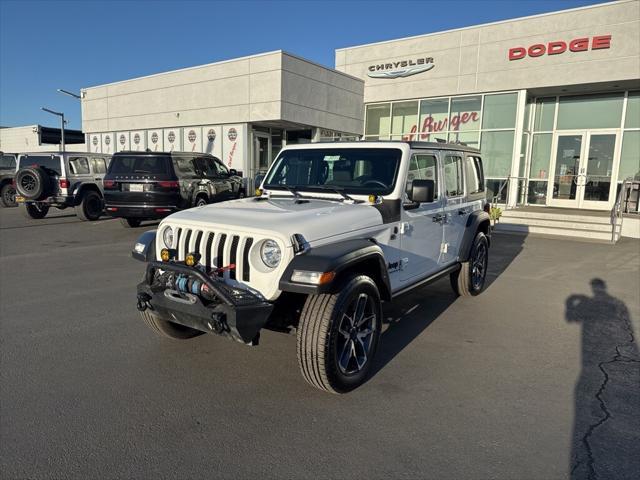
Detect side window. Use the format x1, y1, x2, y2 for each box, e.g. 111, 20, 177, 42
90, 157, 107, 174
406, 154, 439, 200
443, 155, 464, 197
69, 157, 90, 175
213, 158, 228, 176
465, 155, 484, 195
174, 156, 197, 176
0, 155, 16, 169
194, 156, 216, 177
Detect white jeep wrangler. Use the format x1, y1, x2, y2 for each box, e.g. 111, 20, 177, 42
133, 141, 491, 393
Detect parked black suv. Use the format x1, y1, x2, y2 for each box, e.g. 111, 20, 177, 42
14, 152, 111, 220
103, 151, 244, 227
0, 152, 17, 207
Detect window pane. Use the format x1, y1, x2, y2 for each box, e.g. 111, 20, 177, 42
529, 133, 552, 179
523, 101, 532, 132
418, 98, 449, 141
527, 180, 548, 204
482, 93, 518, 129
619, 131, 640, 181
557, 93, 623, 129
465, 156, 484, 194
519, 133, 528, 177
391, 101, 418, 137
407, 154, 439, 200
534, 97, 555, 131
450, 96, 481, 132
69, 157, 90, 174
480, 131, 515, 177
365, 104, 391, 137
443, 155, 464, 196
448, 130, 479, 148
625, 91, 640, 129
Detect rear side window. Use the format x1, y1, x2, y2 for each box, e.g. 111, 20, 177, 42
69, 157, 90, 175
465, 156, 484, 194
91, 157, 107, 174
213, 159, 228, 175
443, 155, 464, 197
0, 154, 16, 169
173, 156, 197, 175
18, 155, 62, 176
108, 155, 171, 175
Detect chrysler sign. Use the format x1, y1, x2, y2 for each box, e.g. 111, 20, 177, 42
368, 57, 435, 79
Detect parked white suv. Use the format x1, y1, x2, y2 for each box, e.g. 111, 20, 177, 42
133, 141, 491, 393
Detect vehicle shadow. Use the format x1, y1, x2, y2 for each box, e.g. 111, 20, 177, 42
369, 231, 526, 378
566, 279, 640, 480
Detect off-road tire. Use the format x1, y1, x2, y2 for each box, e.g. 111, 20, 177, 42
140, 309, 202, 340
75, 190, 103, 221
121, 217, 142, 228
15, 167, 50, 201
297, 275, 382, 394
0, 183, 17, 207
195, 195, 208, 207
237, 189, 246, 199
450, 231, 489, 297
23, 202, 49, 219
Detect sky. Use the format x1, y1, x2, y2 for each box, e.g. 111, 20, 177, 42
0, 0, 606, 130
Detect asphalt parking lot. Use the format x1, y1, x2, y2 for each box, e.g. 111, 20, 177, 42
1, 206, 638, 480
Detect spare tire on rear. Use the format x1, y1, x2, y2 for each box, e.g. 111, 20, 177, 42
15, 167, 51, 201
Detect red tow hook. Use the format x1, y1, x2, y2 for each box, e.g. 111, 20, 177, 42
214, 264, 236, 275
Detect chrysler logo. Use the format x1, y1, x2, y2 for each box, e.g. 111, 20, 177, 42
368, 57, 435, 79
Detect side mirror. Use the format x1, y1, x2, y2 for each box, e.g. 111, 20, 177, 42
409, 179, 435, 204
229, 169, 238, 176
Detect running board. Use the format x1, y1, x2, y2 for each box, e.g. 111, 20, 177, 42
391, 264, 460, 298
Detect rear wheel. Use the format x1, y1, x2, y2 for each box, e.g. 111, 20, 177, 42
450, 231, 488, 296
23, 202, 49, 219
75, 190, 103, 221
140, 309, 202, 340
297, 275, 382, 393
120, 217, 142, 228
195, 195, 208, 207
0, 183, 17, 207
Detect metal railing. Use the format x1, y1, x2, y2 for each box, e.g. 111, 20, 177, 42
611, 178, 640, 243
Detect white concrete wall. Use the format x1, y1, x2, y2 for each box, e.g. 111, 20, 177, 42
0, 126, 87, 153
336, 0, 640, 103
81, 51, 364, 136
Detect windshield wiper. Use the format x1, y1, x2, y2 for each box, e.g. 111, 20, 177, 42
268, 185, 308, 203
311, 185, 362, 203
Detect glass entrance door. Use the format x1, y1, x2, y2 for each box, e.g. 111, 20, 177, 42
251, 132, 271, 192
548, 131, 619, 209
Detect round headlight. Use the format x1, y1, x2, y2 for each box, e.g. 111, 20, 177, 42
162, 226, 174, 248
260, 239, 281, 268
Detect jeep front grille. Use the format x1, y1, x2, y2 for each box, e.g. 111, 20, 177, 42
172, 228, 254, 283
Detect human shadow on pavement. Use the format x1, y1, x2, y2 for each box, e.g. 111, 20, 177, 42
370, 232, 526, 378
566, 279, 640, 480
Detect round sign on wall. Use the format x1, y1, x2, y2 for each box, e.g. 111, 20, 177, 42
207, 129, 216, 142
188, 130, 197, 143
105, 135, 111, 145
151, 132, 158, 144
119, 134, 126, 145
168, 131, 176, 143
92, 136, 98, 146
227, 128, 237, 141
133, 133, 141, 145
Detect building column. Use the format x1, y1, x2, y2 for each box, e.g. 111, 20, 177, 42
507, 89, 527, 208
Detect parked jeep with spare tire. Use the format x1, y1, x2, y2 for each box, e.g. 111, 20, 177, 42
0, 152, 18, 207
14, 152, 111, 220
132, 141, 490, 393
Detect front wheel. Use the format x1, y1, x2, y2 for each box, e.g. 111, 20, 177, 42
297, 275, 382, 393
0, 183, 17, 207
140, 309, 203, 340
450, 231, 489, 296
23, 202, 49, 219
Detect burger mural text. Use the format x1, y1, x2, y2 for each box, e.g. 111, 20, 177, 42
402, 111, 480, 141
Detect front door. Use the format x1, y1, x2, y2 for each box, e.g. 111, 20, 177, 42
548, 131, 619, 209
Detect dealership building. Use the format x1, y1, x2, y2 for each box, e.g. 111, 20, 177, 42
80, 0, 639, 212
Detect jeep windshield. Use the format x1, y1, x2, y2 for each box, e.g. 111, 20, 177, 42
108, 155, 172, 175
18, 155, 62, 176
263, 148, 402, 196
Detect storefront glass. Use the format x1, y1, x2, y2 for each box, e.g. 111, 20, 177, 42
365, 103, 391, 139
619, 131, 640, 181
450, 96, 481, 132
533, 97, 555, 131
556, 93, 624, 130
391, 101, 418, 139
625, 91, 640, 129
482, 93, 518, 129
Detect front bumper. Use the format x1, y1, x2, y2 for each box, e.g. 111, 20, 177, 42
137, 261, 273, 345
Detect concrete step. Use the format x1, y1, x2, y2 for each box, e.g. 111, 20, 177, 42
497, 217, 612, 232
500, 210, 611, 224
494, 223, 613, 241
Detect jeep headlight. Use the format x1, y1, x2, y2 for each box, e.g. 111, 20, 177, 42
260, 239, 281, 268
162, 226, 174, 248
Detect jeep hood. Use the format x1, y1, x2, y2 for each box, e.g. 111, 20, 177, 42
162, 197, 385, 242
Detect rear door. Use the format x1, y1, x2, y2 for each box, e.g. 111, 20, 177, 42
442, 152, 467, 264
90, 157, 107, 191
400, 151, 445, 284
211, 157, 234, 199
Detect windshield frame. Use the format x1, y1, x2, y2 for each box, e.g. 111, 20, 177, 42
263, 147, 403, 197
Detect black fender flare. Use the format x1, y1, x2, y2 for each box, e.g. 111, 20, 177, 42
132, 230, 157, 262
279, 238, 392, 300
72, 182, 102, 203
459, 210, 491, 262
